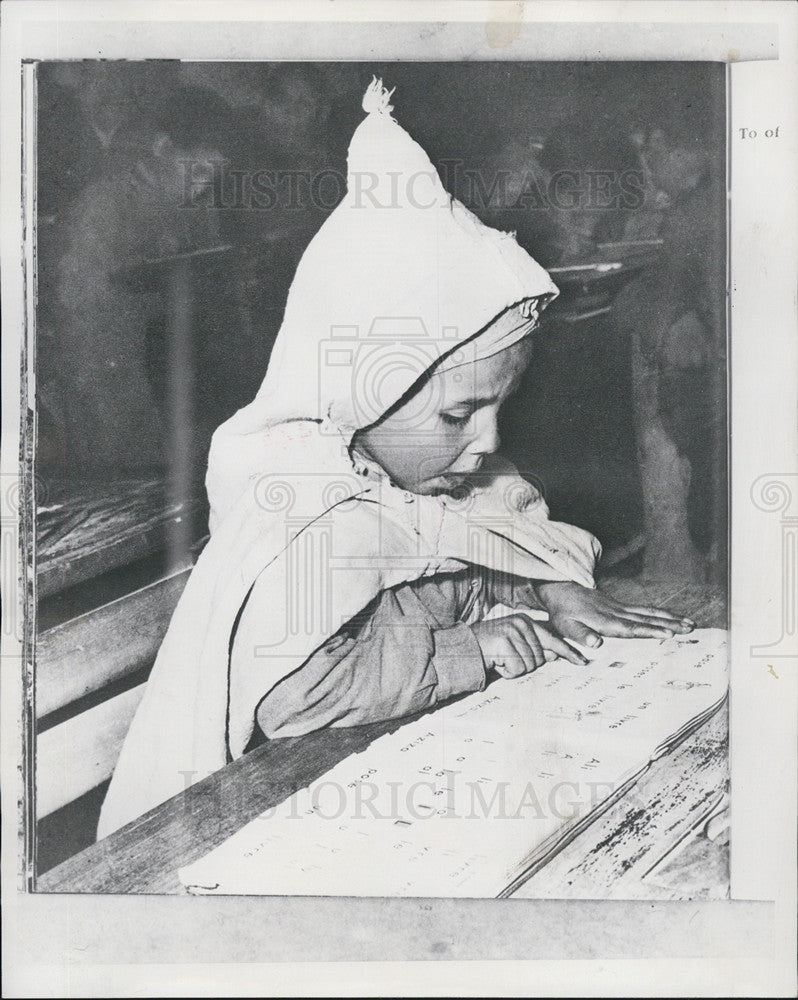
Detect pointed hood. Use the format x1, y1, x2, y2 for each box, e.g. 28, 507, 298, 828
207, 78, 559, 530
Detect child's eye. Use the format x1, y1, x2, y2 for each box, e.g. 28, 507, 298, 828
440, 412, 471, 427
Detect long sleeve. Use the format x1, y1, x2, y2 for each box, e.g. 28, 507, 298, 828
253, 575, 487, 740
478, 568, 546, 614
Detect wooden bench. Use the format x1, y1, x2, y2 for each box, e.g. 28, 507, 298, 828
35, 476, 206, 831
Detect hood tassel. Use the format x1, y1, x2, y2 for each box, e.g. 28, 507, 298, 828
362, 76, 396, 116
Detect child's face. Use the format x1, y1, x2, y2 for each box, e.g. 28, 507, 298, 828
355, 338, 533, 495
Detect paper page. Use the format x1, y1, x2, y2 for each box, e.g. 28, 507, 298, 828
180, 629, 727, 897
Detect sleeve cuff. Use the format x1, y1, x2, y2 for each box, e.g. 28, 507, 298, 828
431, 623, 487, 702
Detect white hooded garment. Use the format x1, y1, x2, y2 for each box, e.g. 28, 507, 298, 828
97, 80, 600, 839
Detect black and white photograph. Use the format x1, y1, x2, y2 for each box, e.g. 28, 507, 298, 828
32, 56, 730, 895
1, 3, 796, 997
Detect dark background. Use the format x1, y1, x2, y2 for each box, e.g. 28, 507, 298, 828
36, 60, 726, 570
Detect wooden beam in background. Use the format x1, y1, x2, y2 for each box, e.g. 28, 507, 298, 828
36, 568, 189, 718
36, 683, 146, 819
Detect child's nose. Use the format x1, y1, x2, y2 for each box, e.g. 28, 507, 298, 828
471, 412, 500, 455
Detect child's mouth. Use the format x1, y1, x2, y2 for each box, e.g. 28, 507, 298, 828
446, 456, 484, 479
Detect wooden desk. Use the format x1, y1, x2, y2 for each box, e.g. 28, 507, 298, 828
37, 580, 727, 896
37, 475, 206, 605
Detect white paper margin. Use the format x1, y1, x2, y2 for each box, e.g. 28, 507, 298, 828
2, 2, 796, 997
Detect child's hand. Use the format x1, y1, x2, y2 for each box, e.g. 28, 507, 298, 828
471, 614, 588, 678
535, 581, 695, 649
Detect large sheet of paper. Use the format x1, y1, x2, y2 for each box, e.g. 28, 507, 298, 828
180, 628, 727, 897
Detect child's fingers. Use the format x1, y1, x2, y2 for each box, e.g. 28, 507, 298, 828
491, 637, 531, 678
598, 616, 675, 639
511, 616, 547, 669
553, 617, 604, 649
534, 624, 589, 665
616, 610, 693, 633
487, 617, 544, 676
621, 604, 696, 629
567, 602, 687, 635
484, 629, 531, 678
474, 619, 540, 677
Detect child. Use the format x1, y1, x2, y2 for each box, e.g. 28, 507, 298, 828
98, 80, 692, 838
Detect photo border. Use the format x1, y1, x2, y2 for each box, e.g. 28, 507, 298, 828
2, 3, 796, 997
